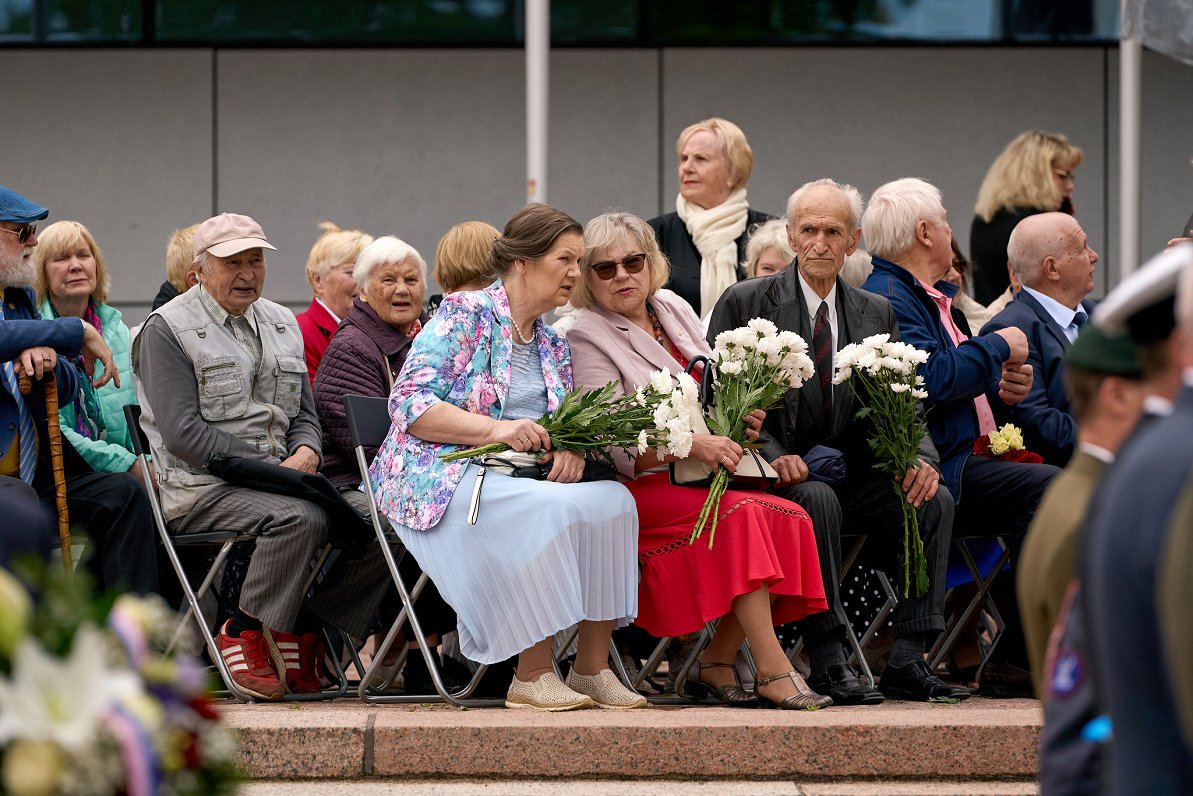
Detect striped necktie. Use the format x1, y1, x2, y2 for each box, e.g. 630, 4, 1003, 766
0, 305, 37, 484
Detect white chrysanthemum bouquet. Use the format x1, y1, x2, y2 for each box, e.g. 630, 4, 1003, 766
691, 318, 815, 548
441, 369, 700, 463
832, 333, 932, 597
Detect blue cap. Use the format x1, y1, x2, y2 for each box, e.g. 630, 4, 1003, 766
0, 185, 48, 224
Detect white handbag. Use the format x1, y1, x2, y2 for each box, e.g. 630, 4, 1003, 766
668, 355, 779, 490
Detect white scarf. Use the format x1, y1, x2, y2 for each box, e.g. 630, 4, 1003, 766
676, 187, 750, 317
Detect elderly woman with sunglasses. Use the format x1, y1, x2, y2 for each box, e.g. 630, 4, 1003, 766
565, 210, 831, 710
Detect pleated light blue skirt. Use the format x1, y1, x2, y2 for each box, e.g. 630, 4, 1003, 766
393, 464, 640, 665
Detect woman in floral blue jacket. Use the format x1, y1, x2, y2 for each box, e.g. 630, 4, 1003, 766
369, 204, 645, 712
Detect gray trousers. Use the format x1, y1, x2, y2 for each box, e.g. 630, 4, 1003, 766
170, 485, 389, 638
774, 476, 953, 644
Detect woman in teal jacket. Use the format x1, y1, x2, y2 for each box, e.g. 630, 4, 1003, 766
35, 220, 142, 478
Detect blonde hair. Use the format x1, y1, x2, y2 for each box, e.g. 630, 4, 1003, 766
974, 130, 1084, 221
304, 221, 373, 287
34, 220, 110, 306
574, 210, 670, 310
742, 219, 795, 278
165, 224, 200, 293
676, 117, 754, 191
433, 221, 499, 293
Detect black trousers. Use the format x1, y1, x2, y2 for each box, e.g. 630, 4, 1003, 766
774, 474, 953, 646
0, 475, 55, 567
36, 469, 159, 595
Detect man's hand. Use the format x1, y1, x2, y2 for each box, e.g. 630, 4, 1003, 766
81, 321, 119, 389
998, 362, 1033, 405
990, 327, 1028, 366
17, 346, 57, 380
900, 459, 940, 508
743, 409, 766, 442
771, 454, 809, 487
280, 445, 319, 473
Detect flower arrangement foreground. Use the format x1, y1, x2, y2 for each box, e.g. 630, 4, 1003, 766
973, 423, 1043, 464
0, 566, 238, 796
832, 333, 931, 598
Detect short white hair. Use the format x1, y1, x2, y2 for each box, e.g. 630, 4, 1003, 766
862, 178, 946, 261
786, 178, 864, 233
742, 219, 795, 276
353, 236, 426, 291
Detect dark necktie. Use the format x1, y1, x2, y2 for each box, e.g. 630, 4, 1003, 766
813, 300, 833, 423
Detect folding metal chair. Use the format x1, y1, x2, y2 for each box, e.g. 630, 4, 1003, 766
343, 394, 502, 706
927, 535, 1011, 671
123, 404, 349, 702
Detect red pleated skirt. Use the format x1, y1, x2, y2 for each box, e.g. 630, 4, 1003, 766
627, 472, 828, 638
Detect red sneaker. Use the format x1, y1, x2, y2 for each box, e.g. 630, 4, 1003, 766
215, 620, 284, 701
267, 628, 325, 694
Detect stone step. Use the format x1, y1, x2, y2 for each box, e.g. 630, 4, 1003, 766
242, 780, 1039, 795
221, 697, 1040, 783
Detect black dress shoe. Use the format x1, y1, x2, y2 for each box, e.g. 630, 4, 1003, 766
879, 660, 971, 702
976, 661, 1034, 699
807, 663, 885, 706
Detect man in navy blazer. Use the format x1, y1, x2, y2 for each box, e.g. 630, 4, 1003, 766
0, 185, 157, 591
980, 212, 1099, 466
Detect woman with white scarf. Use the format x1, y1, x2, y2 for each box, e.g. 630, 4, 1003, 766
648, 117, 773, 319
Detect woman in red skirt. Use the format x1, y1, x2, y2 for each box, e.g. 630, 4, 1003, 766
566, 211, 831, 710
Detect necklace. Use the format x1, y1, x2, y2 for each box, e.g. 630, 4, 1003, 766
511, 315, 535, 345
646, 303, 666, 347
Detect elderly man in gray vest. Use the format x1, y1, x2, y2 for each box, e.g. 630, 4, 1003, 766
133, 213, 388, 701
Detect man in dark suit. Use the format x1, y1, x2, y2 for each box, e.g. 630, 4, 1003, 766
0, 185, 157, 591
980, 212, 1099, 466
708, 178, 966, 703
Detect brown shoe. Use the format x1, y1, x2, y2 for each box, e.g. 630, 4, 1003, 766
755, 670, 833, 710
684, 660, 758, 707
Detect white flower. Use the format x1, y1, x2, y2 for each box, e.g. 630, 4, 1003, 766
747, 317, 779, 339
915, 375, 926, 386
862, 333, 891, 348
912, 388, 928, 399
718, 359, 744, 376
648, 368, 673, 395
636, 429, 649, 455
832, 365, 853, 385
632, 387, 648, 407
890, 382, 910, 394
774, 330, 807, 354
756, 337, 786, 366
0, 625, 142, 751
676, 372, 700, 404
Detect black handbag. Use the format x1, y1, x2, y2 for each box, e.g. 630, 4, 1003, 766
667, 355, 779, 490
478, 452, 618, 482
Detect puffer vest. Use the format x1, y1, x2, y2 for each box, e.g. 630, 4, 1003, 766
134, 287, 307, 520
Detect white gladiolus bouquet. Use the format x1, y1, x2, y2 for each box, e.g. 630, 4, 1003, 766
832, 333, 932, 597
691, 318, 815, 548
441, 369, 700, 463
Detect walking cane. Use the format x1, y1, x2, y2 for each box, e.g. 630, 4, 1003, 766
18, 365, 72, 577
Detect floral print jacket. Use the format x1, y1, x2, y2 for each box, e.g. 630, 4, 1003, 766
368, 280, 572, 530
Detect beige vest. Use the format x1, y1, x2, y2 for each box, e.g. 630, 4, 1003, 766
133, 287, 307, 521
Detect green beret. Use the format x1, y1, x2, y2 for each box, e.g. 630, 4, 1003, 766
1065, 323, 1143, 377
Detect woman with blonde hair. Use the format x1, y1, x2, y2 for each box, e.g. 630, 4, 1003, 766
970, 130, 1083, 304
296, 221, 374, 381
35, 220, 140, 478
427, 220, 499, 315
649, 117, 773, 318
742, 219, 795, 279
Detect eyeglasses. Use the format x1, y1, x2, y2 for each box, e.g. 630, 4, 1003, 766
1053, 168, 1075, 183
0, 223, 36, 245
589, 253, 647, 280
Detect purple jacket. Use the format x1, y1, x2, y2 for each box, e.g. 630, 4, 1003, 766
313, 296, 425, 486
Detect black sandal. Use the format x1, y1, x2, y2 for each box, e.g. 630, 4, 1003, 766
755, 670, 834, 710
683, 660, 758, 707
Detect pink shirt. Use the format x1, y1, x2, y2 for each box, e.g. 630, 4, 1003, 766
918, 279, 997, 437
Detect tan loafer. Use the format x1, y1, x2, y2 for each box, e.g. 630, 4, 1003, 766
505, 672, 594, 712
565, 668, 648, 710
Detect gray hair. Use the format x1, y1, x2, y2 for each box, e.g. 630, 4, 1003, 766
353, 236, 426, 291
861, 178, 946, 261
785, 178, 865, 233
742, 219, 795, 277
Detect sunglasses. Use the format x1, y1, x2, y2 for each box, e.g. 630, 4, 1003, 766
589, 253, 647, 281
0, 223, 37, 245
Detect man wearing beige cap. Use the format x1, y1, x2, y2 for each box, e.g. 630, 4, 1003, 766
133, 212, 388, 701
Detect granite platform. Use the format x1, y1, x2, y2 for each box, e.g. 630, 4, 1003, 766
220, 698, 1041, 784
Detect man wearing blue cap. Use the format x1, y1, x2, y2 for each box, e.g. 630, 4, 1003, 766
0, 184, 157, 592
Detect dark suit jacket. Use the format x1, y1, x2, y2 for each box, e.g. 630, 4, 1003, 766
980, 291, 1096, 466
706, 266, 939, 478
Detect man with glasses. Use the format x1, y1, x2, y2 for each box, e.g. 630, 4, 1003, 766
708, 178, 965, 703
0, 185, 158, 590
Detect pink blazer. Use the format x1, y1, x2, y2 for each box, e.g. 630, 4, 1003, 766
566, 289, 711, 479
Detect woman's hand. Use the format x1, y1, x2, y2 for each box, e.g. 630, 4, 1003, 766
491, 418, 551, 453
689, 434, 743, 473
743, 409, 765, 442
539, 448, 586, 483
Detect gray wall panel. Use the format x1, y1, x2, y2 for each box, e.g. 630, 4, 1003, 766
0, 50, 213, 316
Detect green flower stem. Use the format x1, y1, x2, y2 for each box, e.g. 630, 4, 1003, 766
690, 465, 731, 549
